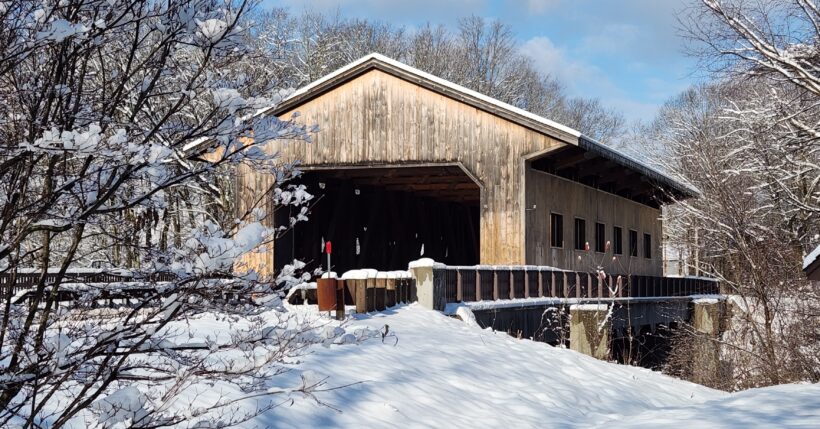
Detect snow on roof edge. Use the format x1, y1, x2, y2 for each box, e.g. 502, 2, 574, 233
279, 53, 582, 141
578, 136, 701, 198
804, 244, 820, 270
270, 53, 696, 200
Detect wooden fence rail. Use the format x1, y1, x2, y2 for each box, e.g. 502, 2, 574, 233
4, 269, 419, 312
0, 270, 177, 296
430, 265, 719, 310
343, 277, 417, 313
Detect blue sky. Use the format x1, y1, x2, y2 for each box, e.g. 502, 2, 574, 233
265, 0, 702, 124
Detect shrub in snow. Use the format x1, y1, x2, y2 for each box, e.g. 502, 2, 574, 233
0, 0, 336, 427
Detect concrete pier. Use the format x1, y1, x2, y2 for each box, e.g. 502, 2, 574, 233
691, 299, 724, 384
570, 304, 611, 360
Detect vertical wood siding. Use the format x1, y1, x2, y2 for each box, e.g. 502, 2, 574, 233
524, 167, 663, 276
237, 68, 662, 278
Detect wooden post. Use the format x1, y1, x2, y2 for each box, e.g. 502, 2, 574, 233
354, 279, 367, 313
386, 278, 397, 308
456, 270, 463, 302
493, 270, 499, 300
524, 268, 530, 298
375, 276, 386, 311
562, 272, 568, 298
575, 273, 581, 299
335, 280, 345, 320
596, 274, 603, 298
396, 278, 404, 304
406, 277, 413, 302
509, 270, 515, 299
475, 270, 481, 301
366, 277, 376, 312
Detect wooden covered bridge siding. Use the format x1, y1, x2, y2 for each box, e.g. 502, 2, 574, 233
525, 169, 663, 275
236, 68, 567, 277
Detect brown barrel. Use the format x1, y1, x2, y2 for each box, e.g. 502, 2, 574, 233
317, 278, 337, 311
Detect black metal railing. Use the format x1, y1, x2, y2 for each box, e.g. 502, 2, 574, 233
429, 265, 719, 310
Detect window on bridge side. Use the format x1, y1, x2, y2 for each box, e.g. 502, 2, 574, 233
613, 226, 623, 255
574, 218, 586, 251
550, 213, 563, 248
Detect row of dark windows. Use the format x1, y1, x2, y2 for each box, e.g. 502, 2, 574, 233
549, 213, 652, 259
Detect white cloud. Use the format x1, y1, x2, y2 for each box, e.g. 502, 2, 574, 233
578, 23, 640, 55
520, 36, 665, 123
603, 98, 661, 124
520, 36, 607, 91
525, 0, 559, 14
275, 0, 488, 25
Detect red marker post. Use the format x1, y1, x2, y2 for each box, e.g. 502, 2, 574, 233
317, 241, 344, 320
317, 240, 335, 313
325, 241, 332, 273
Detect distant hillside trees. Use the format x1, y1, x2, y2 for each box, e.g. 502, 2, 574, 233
245, 10, 626, 143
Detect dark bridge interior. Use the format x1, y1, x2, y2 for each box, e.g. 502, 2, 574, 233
275, 165, 481, 275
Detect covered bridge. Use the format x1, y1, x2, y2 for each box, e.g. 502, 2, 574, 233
237, 54, 696, 278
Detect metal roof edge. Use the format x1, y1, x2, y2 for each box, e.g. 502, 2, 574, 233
577, 136, 700, 199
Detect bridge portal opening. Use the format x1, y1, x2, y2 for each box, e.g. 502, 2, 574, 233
275, 165, 481, 275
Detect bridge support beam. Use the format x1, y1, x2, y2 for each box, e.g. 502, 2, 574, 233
570, 304, 611, 360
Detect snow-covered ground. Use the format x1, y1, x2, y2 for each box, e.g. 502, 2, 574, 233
250, 303, 819, 428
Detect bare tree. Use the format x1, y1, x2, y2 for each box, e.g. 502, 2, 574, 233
682, 0, 820, 217
630, 0, 820, 389
646, 80, 819, 389
0, 1, 357, 427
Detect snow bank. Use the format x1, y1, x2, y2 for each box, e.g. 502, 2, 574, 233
616, 383, 820, 428
51, 303, 818, 427
442, 303, 480, 328
570, 303, 610, 311
258, 304, 819, 428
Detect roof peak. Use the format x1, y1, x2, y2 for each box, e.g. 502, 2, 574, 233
274, 52, 582, 143
267, 53, 697, 202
